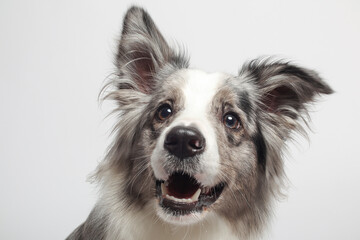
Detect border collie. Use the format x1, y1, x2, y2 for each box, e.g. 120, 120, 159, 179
67, 6, 333, 240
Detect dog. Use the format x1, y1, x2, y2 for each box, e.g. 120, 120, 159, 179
67, 6, 333, 240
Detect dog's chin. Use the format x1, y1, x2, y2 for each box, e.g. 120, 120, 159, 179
154, 172, 225, 225
155, 204, 208, 225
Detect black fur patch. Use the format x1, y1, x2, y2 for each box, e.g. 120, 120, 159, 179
237, 91, 252, 115
252, 123, 267, 170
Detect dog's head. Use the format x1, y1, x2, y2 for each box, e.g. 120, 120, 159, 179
98, 6, 332, 236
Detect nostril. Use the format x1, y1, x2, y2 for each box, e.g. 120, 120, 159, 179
188, 139, 203, 150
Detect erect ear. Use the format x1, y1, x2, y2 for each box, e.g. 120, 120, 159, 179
241, 59, 333, 120
116, 6, 180, 94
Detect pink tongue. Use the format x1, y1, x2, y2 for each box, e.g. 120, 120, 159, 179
167, 173, 200, 199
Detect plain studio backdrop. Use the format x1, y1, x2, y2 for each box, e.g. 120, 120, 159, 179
1, 0, 359, 239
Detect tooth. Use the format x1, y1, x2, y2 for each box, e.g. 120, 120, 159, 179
191, 188, 201, 201
161, 183, 168, 196
166, 195, 184, 203
202, 187, 210, 194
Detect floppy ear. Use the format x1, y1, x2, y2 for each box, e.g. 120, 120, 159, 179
241, 60, 333, 121
116, 6, 179, 94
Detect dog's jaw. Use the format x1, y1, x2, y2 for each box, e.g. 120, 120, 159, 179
150, 69, 230, 225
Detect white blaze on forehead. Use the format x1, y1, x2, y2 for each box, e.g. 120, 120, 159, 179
173, 69, 228, 186
179, 69, 227, 122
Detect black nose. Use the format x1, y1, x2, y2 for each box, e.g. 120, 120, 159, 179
164, 126, 205, 159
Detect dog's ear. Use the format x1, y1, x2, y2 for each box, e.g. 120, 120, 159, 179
116, 6, 176, 94
239, 60, 333, 183
241, 60, 333, 121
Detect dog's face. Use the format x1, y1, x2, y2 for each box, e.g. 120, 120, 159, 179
99, 6, 332, 235
149, 69, 258, 224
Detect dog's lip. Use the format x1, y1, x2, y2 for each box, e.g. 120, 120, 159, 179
155, 172, 225, 216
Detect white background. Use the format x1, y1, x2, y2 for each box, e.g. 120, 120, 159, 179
1, 0, 359, 239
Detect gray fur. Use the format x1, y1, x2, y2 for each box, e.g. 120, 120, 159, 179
67, 6, 333, 240
66, 207, 107, 240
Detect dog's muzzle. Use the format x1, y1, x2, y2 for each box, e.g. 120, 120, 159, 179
155, 126, 225, 217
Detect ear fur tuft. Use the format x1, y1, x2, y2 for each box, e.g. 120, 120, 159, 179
116, 6, 188, 94
240, 59, 333, 119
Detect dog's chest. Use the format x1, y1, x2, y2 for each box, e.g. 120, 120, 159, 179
106, 205, 239, 240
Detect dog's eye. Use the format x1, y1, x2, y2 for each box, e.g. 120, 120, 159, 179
157, 104, 173, 121
223, 113, 241, 129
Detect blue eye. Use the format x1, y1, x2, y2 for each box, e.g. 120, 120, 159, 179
157, 104, 172, 121
223, 113, 241, 129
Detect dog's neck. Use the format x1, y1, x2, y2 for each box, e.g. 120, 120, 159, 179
96, 172, 238, 240
104, 200, 239, 240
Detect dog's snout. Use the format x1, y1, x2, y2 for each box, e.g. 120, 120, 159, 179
164, 126, 205, 158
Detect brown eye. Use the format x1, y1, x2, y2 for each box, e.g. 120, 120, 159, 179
223, 113, 241, 129
157, 104, 172, 121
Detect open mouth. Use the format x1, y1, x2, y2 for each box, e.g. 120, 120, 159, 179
156, 172, 225, 216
